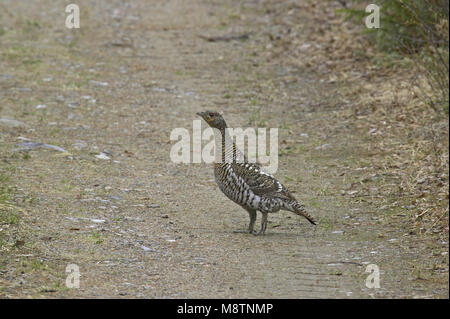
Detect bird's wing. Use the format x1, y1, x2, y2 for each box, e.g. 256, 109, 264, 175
231, 162, 294, 200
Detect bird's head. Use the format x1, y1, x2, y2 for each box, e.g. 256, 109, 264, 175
196, 111, 227, 129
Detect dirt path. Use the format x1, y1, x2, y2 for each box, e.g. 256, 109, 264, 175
0, 0, 448, 298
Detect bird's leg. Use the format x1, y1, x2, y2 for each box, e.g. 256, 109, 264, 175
233, 209, 256, 234
247, 209, 257, 234
256, 212, 268, 235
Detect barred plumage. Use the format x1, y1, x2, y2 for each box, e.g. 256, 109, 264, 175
197, 111, 316, 235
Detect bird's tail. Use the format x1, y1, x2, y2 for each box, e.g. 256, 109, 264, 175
282, 200, 316, 225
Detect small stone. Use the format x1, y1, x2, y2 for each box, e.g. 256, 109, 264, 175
300, 43, 311, 51
315, 143, 332, 150
72, 141, 88, 150
91, 219, 106, 223
0, 74, 14, 81
67, 102, 79, 108
67, 113, 80, 120
0, 118, 29, 128
14, 142, 67, 153
95, 153, 110, 160
89, 80, 109, 87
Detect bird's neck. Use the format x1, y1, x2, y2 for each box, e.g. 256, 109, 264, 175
213, 127, 244, 164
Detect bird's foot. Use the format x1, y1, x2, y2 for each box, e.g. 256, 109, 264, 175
233, 229, 254, 234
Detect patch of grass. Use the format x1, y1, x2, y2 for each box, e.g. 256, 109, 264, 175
49, 128, 61, 136
249, 98, 258, 106
0, 161, 21, 255
22, 20, 41, 33
59, 179, 76, 193
0, 212, 19, 225
372, 52, 409, 69
1, 46, 35, 62
340, 0, 449, 113
0, 236, 7, 250
280, 144, 309, 157
22, 58, 42, 66
247, 107, 268, 127
38, 281, 70, 293
84, 231, 105, 244
317, 216, 333, 230
0, 169, 15, 207
308, 200, 321, 208
19, 258, 48, 272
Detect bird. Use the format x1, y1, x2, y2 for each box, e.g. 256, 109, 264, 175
196, 111, 316, 235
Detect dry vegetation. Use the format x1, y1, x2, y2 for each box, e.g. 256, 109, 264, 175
257, 0, 449, 243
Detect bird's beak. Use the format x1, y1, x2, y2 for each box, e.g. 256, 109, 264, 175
196, 112, 205, 117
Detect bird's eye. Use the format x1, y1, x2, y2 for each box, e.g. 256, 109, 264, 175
209, 112, 215, 117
